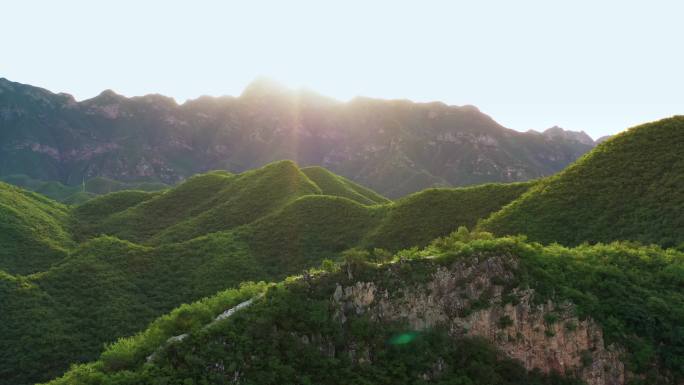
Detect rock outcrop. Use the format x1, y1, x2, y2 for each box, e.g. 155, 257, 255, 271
332, 256, 625, 385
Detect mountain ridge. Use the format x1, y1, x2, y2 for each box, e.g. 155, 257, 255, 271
0, 77, 597, 197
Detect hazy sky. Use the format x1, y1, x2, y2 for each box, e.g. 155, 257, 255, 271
2, 0, 682, 138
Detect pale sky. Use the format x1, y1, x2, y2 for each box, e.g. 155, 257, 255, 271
2, 0, 683, 138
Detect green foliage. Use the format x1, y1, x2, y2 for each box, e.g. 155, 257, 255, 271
44, 264, 583, 385
301, 166, 391, 205
4, 152, 682, 385
0, 182, 73, 274
481, 116, 684, 248
0, 162, 390, 385
366, 182, 533, 250
544, 313, 558, 325
342, 248, 371, 265
70, 190, 160, 241
498, 315, 514, 329
371, 247, 393, 263
243, 195, 384, 274
98, 282, 267, 373
1, 174, 168, 204
320, 259, 339, 273
424, 233, 684, 383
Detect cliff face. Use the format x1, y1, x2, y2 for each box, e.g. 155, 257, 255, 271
332, 256, 625, 385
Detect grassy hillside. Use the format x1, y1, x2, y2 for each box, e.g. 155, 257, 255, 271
151, 162, 322, 244
365, 182, 534, 250
481, 116, 684, 248
0, 161, 535, 385
301, 166, 391, 205
0, 182, 73, 274
70, 190, 161, 241
43, 232, 684, 385
87, 161, 323, 244
244, 195, 386, 273
74, 161, 528, 249
1, 174, 168, 204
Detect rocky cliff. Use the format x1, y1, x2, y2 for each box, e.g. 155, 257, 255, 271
332, 255, 625, 385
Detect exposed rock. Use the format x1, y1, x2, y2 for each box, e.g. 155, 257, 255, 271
543, 126, 596, 146
332, 256, 625, 385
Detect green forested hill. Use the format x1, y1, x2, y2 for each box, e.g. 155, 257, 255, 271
43, 232, 684, 385
1, 174, 168, 204
3, 115, 683, 385
480, 116, 684, 248
300, 166, 391, 205
0, 182, 73, 274
0, 161, 532, 385
365, 181, 534, 250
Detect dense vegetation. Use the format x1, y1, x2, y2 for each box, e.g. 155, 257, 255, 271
481, 116, 684, 248
44, 231, 684, 385
0, 161, 531, 385
365, 182, 534, 250
1, 174, 168, 204
300, 166, 391, 205
68, 160, 530, 249
4, 110, 683, 385
0, 182, 73, 274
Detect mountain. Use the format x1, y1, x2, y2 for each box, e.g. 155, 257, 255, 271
480, 116, 684, 248
0, 161, 533, 385
0, 182, 73, 274
3, 109, 683, 385
44, 231, 684, 385
364, 181, 533, 251
595, 135, 613, 144
541, 126, 595, 146
0, 77, 597, 198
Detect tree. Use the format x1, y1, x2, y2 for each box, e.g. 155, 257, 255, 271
341, 248, 370, 279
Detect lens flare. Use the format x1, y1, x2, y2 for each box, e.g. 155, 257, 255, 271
388, 331, 419, 345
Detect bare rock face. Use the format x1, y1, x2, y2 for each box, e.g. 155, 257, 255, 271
332, 256, 625, 385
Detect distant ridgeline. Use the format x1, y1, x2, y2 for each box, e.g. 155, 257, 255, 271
0, 77, 597, 198
1, 116, 683, 385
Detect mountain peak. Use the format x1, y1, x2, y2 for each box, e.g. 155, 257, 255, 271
98, 89, 121, 98
543, 126, 595, 145
0, 78, 12, 92
240, 77, 293, 99
83, 89, 126, 105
